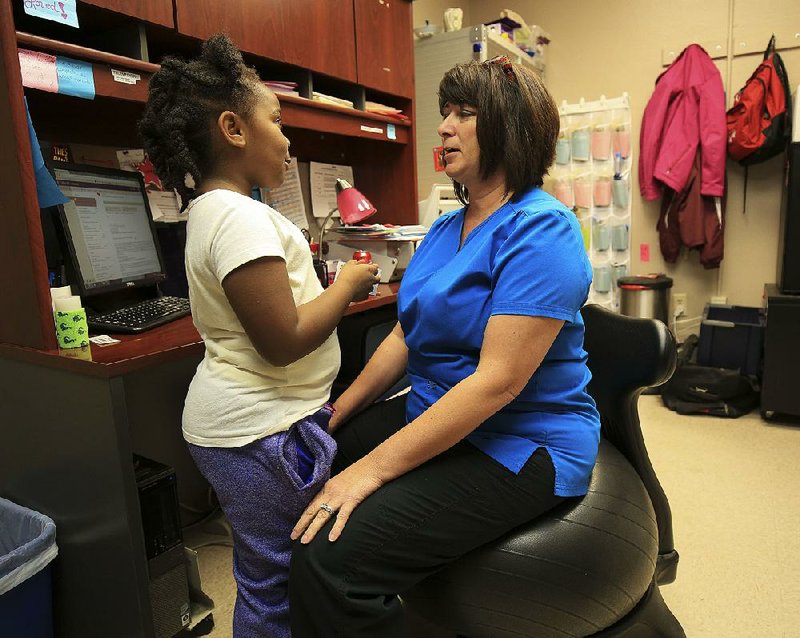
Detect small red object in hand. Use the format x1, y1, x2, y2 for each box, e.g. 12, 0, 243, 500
353, 250, 372, 264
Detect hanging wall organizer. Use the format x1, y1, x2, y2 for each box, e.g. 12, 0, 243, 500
546, 93, 632, 311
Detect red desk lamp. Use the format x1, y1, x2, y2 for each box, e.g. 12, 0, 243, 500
317, 178, 377, 260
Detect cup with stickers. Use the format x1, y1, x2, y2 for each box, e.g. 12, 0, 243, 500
53, 296, 90, 349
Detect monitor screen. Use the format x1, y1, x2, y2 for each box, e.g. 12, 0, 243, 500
51, 163, 166, 296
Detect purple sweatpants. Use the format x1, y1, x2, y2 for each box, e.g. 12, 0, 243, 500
188, 405, 336, 638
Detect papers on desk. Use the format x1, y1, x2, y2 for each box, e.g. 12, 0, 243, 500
332, 224, 427, 241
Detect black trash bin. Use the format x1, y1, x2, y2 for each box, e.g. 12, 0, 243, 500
0, 498, 58, 638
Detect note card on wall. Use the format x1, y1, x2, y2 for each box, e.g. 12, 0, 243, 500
56, 56, 95, 99
309, 162, 354, 218
19, 50, 95, 100
261, 158, 309, 230
23, 0, 79, 28
18, 49, 58, 93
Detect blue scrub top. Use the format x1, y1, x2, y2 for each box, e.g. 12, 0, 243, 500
397, 186, 600, 497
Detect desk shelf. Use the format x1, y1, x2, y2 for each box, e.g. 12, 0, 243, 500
2, 0, 417, 351
16, 31, 412, 141
0, 283, 399, 377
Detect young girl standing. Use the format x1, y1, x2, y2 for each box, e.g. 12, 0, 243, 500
138, 34, 379, 637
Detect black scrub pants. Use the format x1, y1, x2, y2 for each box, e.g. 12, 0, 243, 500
289, 395, 566, 637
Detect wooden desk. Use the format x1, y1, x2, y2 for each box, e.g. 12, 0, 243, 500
0, 286, 399, 638
0, 283, 399, 376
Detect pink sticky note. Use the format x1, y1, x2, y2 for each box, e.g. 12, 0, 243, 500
18, 49, 58, 93
640, 243, 650, 262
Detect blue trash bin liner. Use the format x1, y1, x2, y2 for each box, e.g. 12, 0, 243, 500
0, 497, 58, 638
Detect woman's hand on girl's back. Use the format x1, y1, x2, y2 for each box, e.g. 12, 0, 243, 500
334, 260, 380, 302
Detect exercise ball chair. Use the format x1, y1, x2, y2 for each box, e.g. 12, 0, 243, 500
402, 305, 684, 637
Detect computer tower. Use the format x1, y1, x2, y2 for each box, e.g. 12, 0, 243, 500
777, 143, 800, 294
761, 284, 800, 419
133, 455, 191, 637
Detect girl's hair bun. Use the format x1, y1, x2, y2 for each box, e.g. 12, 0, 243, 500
200, 33, 245, 84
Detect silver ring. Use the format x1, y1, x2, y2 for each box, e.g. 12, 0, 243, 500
318, 503, 334, 515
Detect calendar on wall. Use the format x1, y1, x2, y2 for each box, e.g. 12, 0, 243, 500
544, 94, 632, 311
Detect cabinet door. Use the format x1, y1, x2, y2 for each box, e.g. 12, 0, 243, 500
79, 0, 174, 27
175, 0, 357, 83
354, 0, 413, 97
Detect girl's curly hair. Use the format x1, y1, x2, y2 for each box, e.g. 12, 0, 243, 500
138, 33, 260, 209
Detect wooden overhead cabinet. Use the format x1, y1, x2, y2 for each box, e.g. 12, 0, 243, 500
354, 0, 414, 97
174, 0, 358, 82
79, 0, 175, 28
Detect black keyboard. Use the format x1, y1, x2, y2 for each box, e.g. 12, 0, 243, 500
88, 296, 191, 334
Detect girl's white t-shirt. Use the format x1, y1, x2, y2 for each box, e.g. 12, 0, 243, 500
182, 189, 340, 447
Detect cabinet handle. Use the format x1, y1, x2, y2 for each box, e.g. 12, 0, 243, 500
383, 67, 391, 73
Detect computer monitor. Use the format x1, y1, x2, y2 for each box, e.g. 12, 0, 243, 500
50, 163, 166, 297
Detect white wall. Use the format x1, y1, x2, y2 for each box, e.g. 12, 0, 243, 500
413, 0, 800, 318
413, 1, 472, 30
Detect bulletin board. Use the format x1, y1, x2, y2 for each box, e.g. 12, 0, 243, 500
546, 94, 632, 311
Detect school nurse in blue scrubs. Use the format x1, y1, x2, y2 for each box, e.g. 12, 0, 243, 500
289, 56, 601, 637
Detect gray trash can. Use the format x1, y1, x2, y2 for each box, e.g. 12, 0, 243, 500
0, 498, 58, 638
618, 274, 673, 326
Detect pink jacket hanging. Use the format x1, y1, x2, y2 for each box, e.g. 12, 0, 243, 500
639, 44, 726, 200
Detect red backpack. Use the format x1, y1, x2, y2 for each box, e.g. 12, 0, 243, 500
726, 36, 792, 166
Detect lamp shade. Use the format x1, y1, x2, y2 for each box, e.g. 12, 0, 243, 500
335, 178, 377, 225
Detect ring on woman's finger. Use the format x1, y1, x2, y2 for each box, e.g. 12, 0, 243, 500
318, 503, 335, 515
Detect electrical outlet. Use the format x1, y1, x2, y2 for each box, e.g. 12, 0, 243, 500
673, 293, 687, 317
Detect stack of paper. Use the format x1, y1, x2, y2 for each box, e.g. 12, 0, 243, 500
332, 224, 427, 241
264, 80, 299, 97
312, 91, 354, 109
365, 101, 409, 122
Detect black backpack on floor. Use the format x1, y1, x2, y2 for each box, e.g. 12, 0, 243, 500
661, 335, 760, 418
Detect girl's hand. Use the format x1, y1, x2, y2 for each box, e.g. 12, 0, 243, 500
335, 260, 379, 302
291, 459, 384, 544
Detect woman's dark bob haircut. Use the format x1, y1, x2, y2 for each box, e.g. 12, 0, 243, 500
438, 59, 559, 205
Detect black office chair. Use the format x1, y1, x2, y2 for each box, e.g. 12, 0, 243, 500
402, 305, 684, 637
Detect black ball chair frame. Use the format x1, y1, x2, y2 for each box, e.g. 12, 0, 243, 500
402, 305, 685, 637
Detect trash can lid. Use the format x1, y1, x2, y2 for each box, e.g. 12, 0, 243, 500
617, 273, 673, 290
